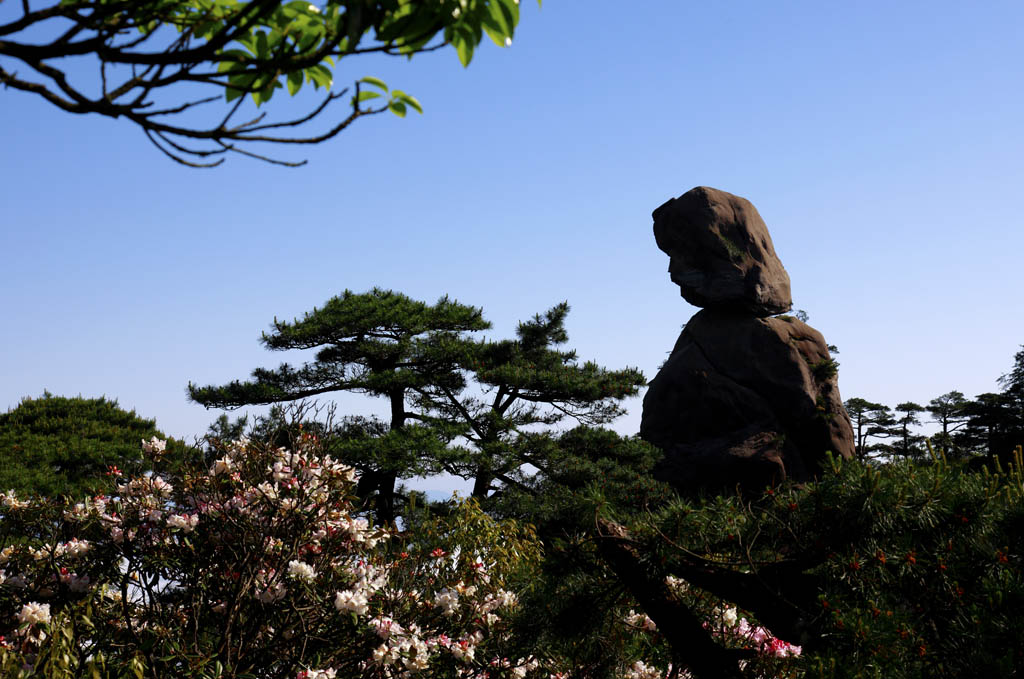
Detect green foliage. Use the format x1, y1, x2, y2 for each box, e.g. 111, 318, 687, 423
413, 302, 647, 498
188, 288, 490, 522
620, 449, 1024, 678
489, 427, 677, 677
189, 288, 489, 409
926, 391, 970, 460
0, 436, 550, 678
189, 293, 644, 519
3, 0, 539, 165
810, 358, 839, 383
400, 495, 543, 591
844, 397, 893, 462
0, 393, 186, 499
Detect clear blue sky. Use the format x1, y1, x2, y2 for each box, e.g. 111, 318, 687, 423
3, 1, 1022, 493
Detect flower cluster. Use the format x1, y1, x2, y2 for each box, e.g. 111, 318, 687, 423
621, 602, 801, 677
732, 615, 802, 658
0, 436, 557, 678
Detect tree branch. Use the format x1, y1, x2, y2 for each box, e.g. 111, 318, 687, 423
595, 519, 749, 679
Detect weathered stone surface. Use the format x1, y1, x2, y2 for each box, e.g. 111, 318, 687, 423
653, 427, 787, 494
653, 186, 792, 317
641, 310, 854, 491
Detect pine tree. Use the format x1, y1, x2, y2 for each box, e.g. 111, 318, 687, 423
925, 390, 970, 458
0, 393, 184, 498
188, 288, 490, 523
889, 402, 927, 460
843, 398, 893, 461
996, 345, 1024, 453
412, 303, 647, 499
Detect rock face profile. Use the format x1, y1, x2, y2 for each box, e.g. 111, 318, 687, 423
653, 186, 793, 317
642, 187, 854, 493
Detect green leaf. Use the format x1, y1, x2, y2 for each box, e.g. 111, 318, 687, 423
452, 25, 475, 67
356, 90, 382, 102
359, 76, 389, 92
482, 20, 506, 48
216, 49, 251, 75
307, 65, 333, 89
256, 78, 282, 106
496, 0, 521, 26
225, 73, 256, 102
388, 100, 408, 118
286, 70, 303, 96
255, 30, 269, 58
486, 0, 516, 39
391, 89, 423, 114
345, 2, 364, 49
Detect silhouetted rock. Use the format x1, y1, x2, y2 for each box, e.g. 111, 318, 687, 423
653, 427, 787, 493
642, 309, 854, 492
653, 186, 792, 317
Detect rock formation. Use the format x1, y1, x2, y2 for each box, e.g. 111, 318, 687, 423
641, 187, 854, 493
653, 186, 792, 317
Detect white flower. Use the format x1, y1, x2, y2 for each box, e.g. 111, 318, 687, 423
334, 589, 369, 616
665, 574, 688, 594
167, 513, 199, 533
17, 602, 51, 626
297, 669, 336, 679
62, 538, 91, 558
504, 36, 512, 47
211, 456, 234, 476
288, 560, 317, 583
450, 638, 475, 662
625, 609, 657, 632
722, 606, 738, 627
373, 616, 403, 639
141, 437, 167, 455
622, 660, 665, 679
150, 476, 173, 496
60, 570, 91, 593
256, 481, 278, 500
307, 3, 321, 13
64, 502, 90, 520
1, 490, 29, 510
258, 582, 288, 603
271, 461, 292, 482
434, 587, 459, 615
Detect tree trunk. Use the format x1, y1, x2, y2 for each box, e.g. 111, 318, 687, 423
471, 470, 492, 499
372, 388, 407, 525
596, 520, 749, 679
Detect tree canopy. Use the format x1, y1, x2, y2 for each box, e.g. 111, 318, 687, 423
1, 0, 533, 166
188, 291, 646, 521
413, 302, 647, 499
189, 287, 489, 521
0, 392, 184, 498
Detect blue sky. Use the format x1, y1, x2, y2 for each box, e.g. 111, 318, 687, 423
3, 1, 1022, 494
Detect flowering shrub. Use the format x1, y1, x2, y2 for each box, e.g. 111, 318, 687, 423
622, 449, 1024, 678
0, 436, 555, 678
620, 600, 801, 678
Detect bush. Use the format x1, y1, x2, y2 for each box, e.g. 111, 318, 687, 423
620, 448, 1024, 678
0, 434, 551, 678
0, 393, 186, 499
